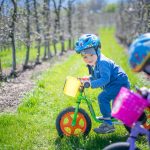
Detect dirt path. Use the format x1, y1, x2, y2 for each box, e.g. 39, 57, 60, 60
0, 51, 74, 113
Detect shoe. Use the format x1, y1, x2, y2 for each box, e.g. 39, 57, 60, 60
96, 116, 111, 120
93, 122, 115, 134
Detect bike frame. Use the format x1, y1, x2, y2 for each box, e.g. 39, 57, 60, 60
71, 88, 118, 126
127, 121, 150, 150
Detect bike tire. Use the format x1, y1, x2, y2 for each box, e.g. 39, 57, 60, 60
103, 142, 140, 150
56, 107, 91, 137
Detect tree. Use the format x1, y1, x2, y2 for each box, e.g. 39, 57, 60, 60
23, 0, 31, 70
33, 0, 42, 65
88, 0, 106, 13
52, 0, 63, 55
42, 0, 52, 60
63, 0, 76, 50
9, 0, 17, 77
116, 0, 150, 46
143, 0, 150, 32
103, 3, 117, 13
0, 0, 4, 12
0, 58, 2, 80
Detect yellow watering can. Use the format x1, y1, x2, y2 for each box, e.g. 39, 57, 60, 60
63, 76, 81, 97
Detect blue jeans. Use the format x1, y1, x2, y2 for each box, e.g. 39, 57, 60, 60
98, 83, 130, 119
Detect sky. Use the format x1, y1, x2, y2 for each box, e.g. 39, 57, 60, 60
106, 0, 119, 3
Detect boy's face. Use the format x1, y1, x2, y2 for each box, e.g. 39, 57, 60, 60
81, 54, 97, 66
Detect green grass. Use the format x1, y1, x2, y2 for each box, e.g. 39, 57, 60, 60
0, 28, 149, 150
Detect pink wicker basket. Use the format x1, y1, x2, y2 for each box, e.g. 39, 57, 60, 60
112, 87, 149, 127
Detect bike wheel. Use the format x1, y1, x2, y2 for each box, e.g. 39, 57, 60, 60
56, 107, 91, 137
103, 142, 140, 150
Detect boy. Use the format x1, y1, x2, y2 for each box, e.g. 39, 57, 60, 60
128, 33, 150, 128
75, 34, 130, 134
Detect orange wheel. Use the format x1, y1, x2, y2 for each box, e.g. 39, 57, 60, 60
56, 107, 91, 137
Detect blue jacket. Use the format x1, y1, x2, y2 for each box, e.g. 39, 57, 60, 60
89, 54, 130, 89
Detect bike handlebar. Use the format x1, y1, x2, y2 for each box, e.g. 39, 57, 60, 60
135, 86, 150, 100
78, 78, 90, 89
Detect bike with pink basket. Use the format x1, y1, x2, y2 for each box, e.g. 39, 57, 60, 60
104, 87, 150, 150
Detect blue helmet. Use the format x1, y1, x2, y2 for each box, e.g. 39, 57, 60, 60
75, 34, 101, 55
129, 33, 150, 72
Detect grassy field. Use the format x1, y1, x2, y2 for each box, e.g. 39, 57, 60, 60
0, 28, 149, 150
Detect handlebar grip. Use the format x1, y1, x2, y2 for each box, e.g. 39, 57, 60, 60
84, 82, 90, 88
135, 86, 149, 99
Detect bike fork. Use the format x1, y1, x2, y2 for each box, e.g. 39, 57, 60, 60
128, 122, 150, 150
127, 137, 136, 150
71, 102, 80, 126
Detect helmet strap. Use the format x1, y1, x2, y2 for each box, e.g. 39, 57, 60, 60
94, 47, 100, 56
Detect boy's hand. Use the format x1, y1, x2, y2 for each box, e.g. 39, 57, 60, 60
81, 76, 89, 81
81, 76, 91, 88
136, 87, 150, 99
79, 76, 89, 83
78, 76, 91, 88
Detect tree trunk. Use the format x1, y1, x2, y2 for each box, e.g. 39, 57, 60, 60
0, 58, 2, 80
33, 0, 41, 65
43, 0, 52, 60
10, 0, 17, 77
145, 2, 150, 32
43, 38, 47, 60
53, 38, 57, 55
60, 33, 65, 55
52, 0, 63, 55
61, 41, 65, 55
47, 40, 52, 59
11, 34, 16, 72
24, 0, 31, 70
68, 0, 72, 50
